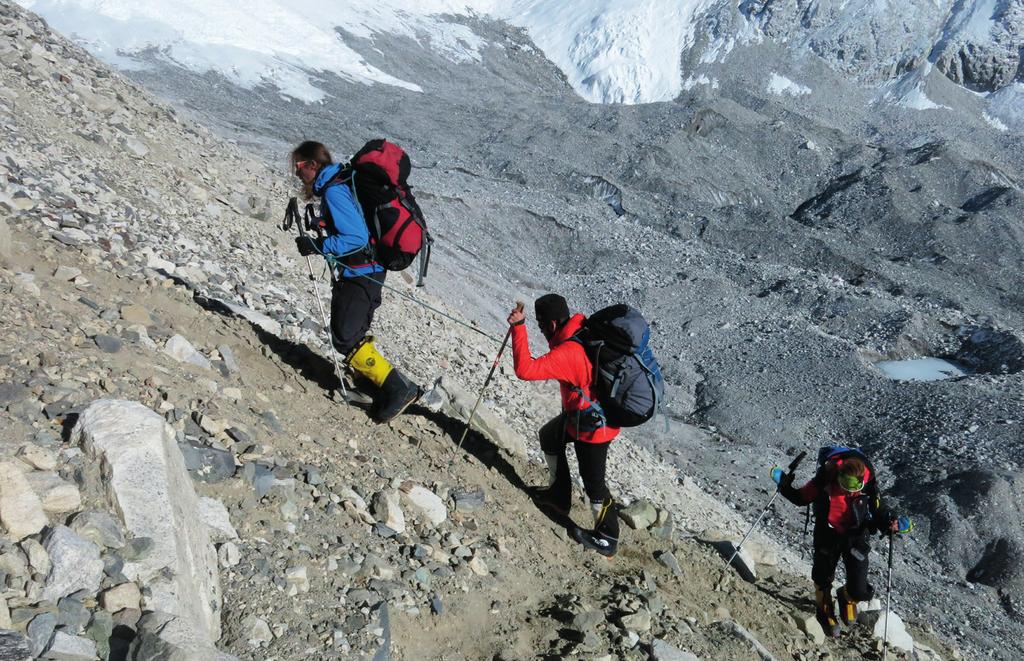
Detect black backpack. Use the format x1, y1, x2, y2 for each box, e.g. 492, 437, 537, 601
570, 304, 665, 429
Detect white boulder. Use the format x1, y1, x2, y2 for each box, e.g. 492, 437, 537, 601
72, 399, 222, 647
400, 482, 447, 527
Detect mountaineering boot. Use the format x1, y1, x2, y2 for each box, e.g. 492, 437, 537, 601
346, 337, 420, 423
374, 368, 421, 423
814, 585, 841, 637
530, 453, 571, 514
340, 373, 374, 406
836, 586, 858, 626
572, 498, 619, 558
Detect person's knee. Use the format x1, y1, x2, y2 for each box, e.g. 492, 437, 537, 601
811, 553, 837, 586
538, 417, 566, 454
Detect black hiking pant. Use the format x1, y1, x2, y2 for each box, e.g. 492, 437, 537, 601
330, 271, 385, 356
539, 414, 619, 538
812, 527, 874, 601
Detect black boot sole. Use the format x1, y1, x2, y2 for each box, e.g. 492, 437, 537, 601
571, 526, 617, 558
375, 387, 422, 424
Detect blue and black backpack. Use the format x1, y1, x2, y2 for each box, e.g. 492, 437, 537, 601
570, 304, 665, 429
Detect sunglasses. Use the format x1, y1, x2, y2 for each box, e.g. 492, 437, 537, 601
294, 160, 313, 174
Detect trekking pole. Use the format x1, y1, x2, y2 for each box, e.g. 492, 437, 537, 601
883, 532, 895, 661
724, 451, 806, 574
455, 301, 524, 454
802, 505, 811, 560
282, 198, 347, 399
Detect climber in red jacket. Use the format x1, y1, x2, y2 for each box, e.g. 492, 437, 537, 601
507, 294, 620, 557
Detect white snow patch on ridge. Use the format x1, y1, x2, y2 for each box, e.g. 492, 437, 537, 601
16, 0, 486, 102
982, 112, 1008, 132
875, 64, 951, 112
18, 0, 716, 105
767, 73, 810, 97
489, 0, 716, 104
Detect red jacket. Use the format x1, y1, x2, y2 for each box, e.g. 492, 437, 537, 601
511, 313, 619, 443
795, 462, 875, 535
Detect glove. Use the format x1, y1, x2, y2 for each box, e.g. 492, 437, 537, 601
892, 515, 913, 535
295, 235, 321, 256
770, 467, 795, 488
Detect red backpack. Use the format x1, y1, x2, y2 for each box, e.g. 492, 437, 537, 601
348, 139, 432, 286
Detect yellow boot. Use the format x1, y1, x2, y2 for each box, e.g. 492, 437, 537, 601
347, 337, 420, 422
347, 337, 393, 387
814, 585, 841, 637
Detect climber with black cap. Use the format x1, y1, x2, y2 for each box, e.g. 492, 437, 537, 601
507, 294, 621, 557
774, 448, 912, 636
291, 140, 420, 422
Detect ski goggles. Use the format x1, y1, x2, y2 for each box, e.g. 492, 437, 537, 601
838, 472, 866, 493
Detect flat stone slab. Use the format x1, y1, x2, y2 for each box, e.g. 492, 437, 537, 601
72, 400, 222, 648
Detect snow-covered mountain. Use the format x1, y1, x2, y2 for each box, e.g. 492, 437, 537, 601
21, 0, 1023, 119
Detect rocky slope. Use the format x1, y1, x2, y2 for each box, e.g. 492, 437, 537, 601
0, 2, 966, 660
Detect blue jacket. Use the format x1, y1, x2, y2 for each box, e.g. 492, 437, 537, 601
312, 163, 382, 278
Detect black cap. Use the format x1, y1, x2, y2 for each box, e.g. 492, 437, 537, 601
535, 294, 569, 324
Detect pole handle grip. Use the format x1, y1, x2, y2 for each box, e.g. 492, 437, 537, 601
788, 450, 807, 472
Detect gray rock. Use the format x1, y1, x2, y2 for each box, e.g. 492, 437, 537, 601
41, 631, 96, 660
56, 598, 90, 633
162, 335, 211, 370
69, 511, 125, 549
179, 442, 235, 483
128, 611, 233, 660
53, 266, 82, 281
796, 611, 825, 645
197, 497, 237, 543
655, 550, 683, 577
42, 526, 103, 602
27, 612, 56, 658
717, 620, 776, 661
452, 487, 486, 511
217, 345, 238, 374
620, 500, 658, 530
93, 334, 122, 353
122, 136, 149, 158
618, 609, 652, 633
571, 610, 604, 633
0, 629, 31, 660
24, 472, 82, 514
240, 615, 272, 647
0, 383, 30, 406
0, 217, 10, 265
84, 611, 112, 659
211, 299, 282, 336
241, 462, 275, 499
370, 490, 406, 535
651, 639, 699, 661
